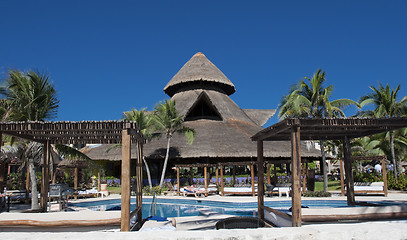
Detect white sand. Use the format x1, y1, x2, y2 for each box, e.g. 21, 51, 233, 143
1, 192, 406, 239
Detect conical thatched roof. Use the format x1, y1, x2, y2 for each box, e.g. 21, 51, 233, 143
83, 52, 321, 164
164, 52, 236, 97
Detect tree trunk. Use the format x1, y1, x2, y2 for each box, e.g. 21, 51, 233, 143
143, 157, 153, 189
390, 131, 397, 180
159, 136, 171, 188
320, 140, 328, 192
29, 159, 40, 210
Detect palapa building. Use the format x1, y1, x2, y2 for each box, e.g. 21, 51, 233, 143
83, 52, 321, 180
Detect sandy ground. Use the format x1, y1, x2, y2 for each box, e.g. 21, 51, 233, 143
1, 192, 407, 239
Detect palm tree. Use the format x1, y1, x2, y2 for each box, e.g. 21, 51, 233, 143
0, 69, 59, 209
150, 99, 195, 188
359, 83, 407, 179
278, 69, 359, 192
122, 108, 154, 189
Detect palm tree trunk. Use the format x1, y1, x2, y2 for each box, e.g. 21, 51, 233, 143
390, 131, 397, 180
29, 158, 40, 210
159, 136, 171, 188
320, 140, 328, 192
143, 156, 153, 189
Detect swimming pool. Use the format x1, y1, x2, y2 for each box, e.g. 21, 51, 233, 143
69, 198, 392, 218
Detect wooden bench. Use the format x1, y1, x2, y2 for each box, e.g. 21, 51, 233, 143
353, 182, 386, 196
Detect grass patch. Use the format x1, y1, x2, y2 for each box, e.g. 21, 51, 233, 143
314, 181, 341, 191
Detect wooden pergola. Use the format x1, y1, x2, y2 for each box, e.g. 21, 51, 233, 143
174, 163, 218, 197
251, 118, 407, 227
0, 121, 144, 232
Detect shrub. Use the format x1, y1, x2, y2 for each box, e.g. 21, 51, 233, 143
142, 186, 169, 196
303, 191, 332, 197
353, 172, 383, 182
7, 172, 25, 190
387, 173, 407, 190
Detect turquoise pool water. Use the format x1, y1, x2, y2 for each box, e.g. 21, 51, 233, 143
69, 198, 397, 218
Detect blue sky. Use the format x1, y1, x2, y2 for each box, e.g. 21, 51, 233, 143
1, 1, 406, 125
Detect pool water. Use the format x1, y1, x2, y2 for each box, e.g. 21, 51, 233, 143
70, 198, 389, 218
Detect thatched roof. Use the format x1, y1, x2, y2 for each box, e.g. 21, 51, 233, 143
243, 109, 276, 127
164, 52, 236, 97
83, 52, 320, 163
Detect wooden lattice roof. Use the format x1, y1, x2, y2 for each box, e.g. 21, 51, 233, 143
252, 118, 407, 141
0, 121, 143, 144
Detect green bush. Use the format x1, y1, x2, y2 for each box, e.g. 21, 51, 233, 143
7, 172, 25, 190
142, 186, 169, 196
353, 172, 383, 182
303, 191, 332, 197
387, 173, 407, 190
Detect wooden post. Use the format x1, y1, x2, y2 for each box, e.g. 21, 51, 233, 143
250, 164, 255, 196
41, 141, 50, 212
25, 166, 30, 203
136, 140, 143, 225
343, 136, 355, 206
204, 166, 208, 197
220, 165, 224, 196
273, 164, 277, 184
257, 141, 264, 220
302, 161, 306, 193
74, 167, 78, 200
98, 169, 101, 192
291, 126, 302, 227
382, 157, 388, 197
177, 167, 180, 196
215, 167, 219, 189
121, 129, 131, 231
339, 159, 345, 196
266, 163, 271, 184
232, 166, 236, 186
0, 132, 4, 193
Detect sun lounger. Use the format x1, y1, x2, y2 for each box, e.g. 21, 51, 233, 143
77, 188, 98, 198
183, 186, 206, 197
222, 186, 257, 195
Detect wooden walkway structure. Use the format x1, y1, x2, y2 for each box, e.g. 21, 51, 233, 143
0, 121, 144, 232
252, 118, 407, 227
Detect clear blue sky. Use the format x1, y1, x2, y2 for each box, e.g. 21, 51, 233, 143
1, 1, 406, 125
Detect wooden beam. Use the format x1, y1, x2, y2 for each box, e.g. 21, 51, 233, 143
74, 167, 78, 200
136, 140, 143, 225
343, 136, 355, 206
25, 166, 30, 203
220, 165, 224, 196
291, 126, 302, 227
250, 164, 255, 196
177, 167, 180, 196
215, 167, 219, 189
121, 129, 131, 231
204, 166, 208, 197
257, 140, 264, 220
266, 163, 271, 184
302, 162, 306, 193
382, 158, 388, 197
98, 169, 101, 192
339, 159, 345, 196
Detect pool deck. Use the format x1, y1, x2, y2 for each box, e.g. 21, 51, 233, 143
1, 192, 407, 239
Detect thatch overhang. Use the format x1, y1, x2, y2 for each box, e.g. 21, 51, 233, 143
83, 119, 323, 163
164, 52, 236, 97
